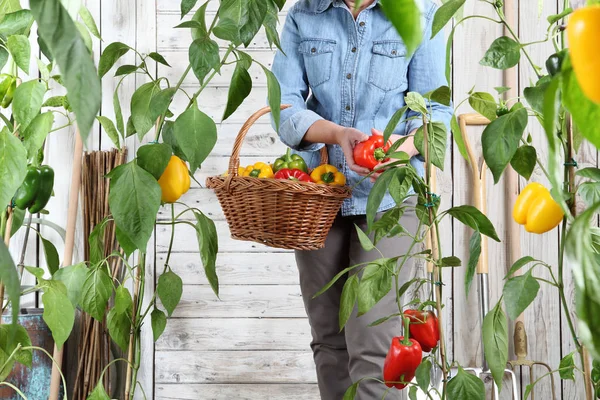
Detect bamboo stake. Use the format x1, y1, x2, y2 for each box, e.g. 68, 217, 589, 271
124, 264, 142, 400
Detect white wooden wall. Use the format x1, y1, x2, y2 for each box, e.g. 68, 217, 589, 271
9, 0, 590, 399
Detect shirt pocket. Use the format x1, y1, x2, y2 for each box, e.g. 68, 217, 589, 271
298, 39, 336, 88
368, 41, 408, 91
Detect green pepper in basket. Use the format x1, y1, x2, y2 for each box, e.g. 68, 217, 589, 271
13, 165, 55, 213
273, 149, 308, 173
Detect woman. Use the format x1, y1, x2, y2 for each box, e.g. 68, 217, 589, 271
271, 0, 452, 398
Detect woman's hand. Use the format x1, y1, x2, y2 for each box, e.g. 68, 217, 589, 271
369, 128, 419, 182
334, 127, 371, 175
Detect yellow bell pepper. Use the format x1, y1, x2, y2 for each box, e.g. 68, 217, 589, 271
158, 156, 191, 203
310, 165, 346, 186
242, 162, 274, 179
222, 167, 246, 177
513, 182, 564, 234
567, 5, 600, 103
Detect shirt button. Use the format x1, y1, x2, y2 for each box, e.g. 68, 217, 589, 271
359, 21, 366, 27
311, 47, 316, 53
391, 50, 397, 55
345, 105, 351, 111
351, 47, 357, 53
346, 73, 352, 79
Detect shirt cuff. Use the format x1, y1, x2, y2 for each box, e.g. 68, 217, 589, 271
279, 109, 325, 151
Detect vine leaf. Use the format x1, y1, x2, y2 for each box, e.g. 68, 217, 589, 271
482, 302, 509, 388
42, 281, 75, 349
151, 308, 167, 341
157, 270, 183, 317
503, 270, 540, 320
380, 0, 422, 56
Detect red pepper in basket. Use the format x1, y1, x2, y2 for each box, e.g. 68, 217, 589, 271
274, 168, 314, 183
383, 317, 423, 389
353, 134, 391, 170
404, 309, 440, 352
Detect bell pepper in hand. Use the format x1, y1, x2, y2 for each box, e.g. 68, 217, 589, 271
310, 165, 346, 186
273, 149, 308, 173
513, 182, 564, 234
404, 310, 440, 352
158, 156, 191, 203
383, 318, 423, 389
13, 165, 55, 213
353, 134, 391, 170
567, 5, 600, 103
274, 168, 313, 183
242, 162, 274, 179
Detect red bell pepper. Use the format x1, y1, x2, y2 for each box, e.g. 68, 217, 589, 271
273, 168, 314, 183
353, 134, 391, 170
383, 318, 423, 389
404, 309, 440, 352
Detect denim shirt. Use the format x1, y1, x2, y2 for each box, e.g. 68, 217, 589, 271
271, 0, 453, 216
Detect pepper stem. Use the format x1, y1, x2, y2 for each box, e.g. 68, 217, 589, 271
285, 147, 292, 162
250, 169, 260, 178
402, 316, 411, 346
374, 147, 387, 162
321, 172, 335, 184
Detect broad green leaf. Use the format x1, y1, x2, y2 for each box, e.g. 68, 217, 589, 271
114, 285, 133, 314
426, 85, 451, 106
42, 95, 69, 109
194, 212, 219, 296
76, 20, 93, 53
415, 359, 431, 391
190, 1, 209, 40
262, 65, 281, 131
447, 205, 500, 241
149, 87, 177, 122
173, 103, 217, 173
343, 381, 359, 400
480, 36, 521, 70
22, 112, 54, 160
494, 86, 511, 94
446, 367, 485, 399
98, 42, 130, 78
468, 92, 497, 121
510, 145, 536, 180
223, 63, 252, 121
0, 46, 8, 71
107, 307, 130, 352
542, 77, 563, 193
0, 324, 32, 367
114, 64, 138, 76
151, 308, 167, 341
13, 80, 46, 131
505, 256, 536, 279
189, 36, 220, 82
380, 0, 422, 56
41, 237, 60, 275
383, 106, 408, 143
503, 270, 540, 320
482, 302, 509, 388
9, 206, 24, 237
136, 143, 172, 180
431, 0, 465, 38
116, 225, 137, 257
357, 261, 392, 316
366, 168, 396, 228
414, 121, 447, 170
441, 256, 461, 267
130, 81, 161, 139
465, 232, 481, 295
157, 270, 183, 316
79, 5, 100, 39
180, 0, 199, 18
148, 52, 170, 67
558, 351, 575, 380
87, 381, 110, 400
355, 225, 374, 251
114, 85, 125, 136
482, 105, 528, 183
405, 92, 428, 115
107, 162, 162, 251
7, 34, 30, 73
88, 218, 108, 265
0, 128, 27, 211
451, 114, 469, 163
578, 182, 600, 208
0, 10, 32, 36
80, 266, 113, 321
162, 121, 186, 161
31, 0, 101, 141
263, 0, 282, 51
213, 0, 267, 46
577, 167, 600, 181
42, 281, 75, 349
53, 262, 87, 306
175, 20, 205, 30
523, 76, 551, 116
0, 347, 13, 381
96, 116, 120, 149
409, 386, 418, 400
25, 266, 44, 279
339, 274, 359, 330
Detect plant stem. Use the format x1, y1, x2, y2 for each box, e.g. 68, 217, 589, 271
188, 46, 234, 107
154, 64, 192, 141
401, 316, 411, 345
125, 253, 145, 400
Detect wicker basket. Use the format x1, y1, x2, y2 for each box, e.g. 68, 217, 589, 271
206, 106, 352, 251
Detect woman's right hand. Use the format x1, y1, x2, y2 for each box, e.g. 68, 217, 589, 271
334, 127, 370, 176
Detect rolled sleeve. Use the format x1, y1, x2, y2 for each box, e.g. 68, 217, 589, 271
279, 109, 324, 151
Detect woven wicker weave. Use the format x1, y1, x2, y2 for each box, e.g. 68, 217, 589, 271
206, 105, 352, 250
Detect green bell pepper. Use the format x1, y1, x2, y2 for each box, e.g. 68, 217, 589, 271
13, 165, 55, 213
273, 149, 308, 173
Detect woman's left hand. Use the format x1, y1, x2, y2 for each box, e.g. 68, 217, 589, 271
369, 129, 419, 183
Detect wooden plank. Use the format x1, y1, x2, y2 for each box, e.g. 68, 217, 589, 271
169, 285, 305, 318
156, 318, 311, 351
158, 252, 299, 285
156, 0, 294, 14
155, 384, 319, 400
155, 350, 317, 384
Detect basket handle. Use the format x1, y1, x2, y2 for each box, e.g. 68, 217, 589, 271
228, 105, 329, 176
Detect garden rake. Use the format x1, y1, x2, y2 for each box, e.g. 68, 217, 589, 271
458, 114, 519, 399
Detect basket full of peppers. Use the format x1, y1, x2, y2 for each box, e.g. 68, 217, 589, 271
206, 106, 352, 251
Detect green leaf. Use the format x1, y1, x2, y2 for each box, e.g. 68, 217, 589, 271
181, 0, 199, 18
114, 285, 133, 314
357, 261, 392, 317
405, 91, 428, 115
9, 207, 24, 237
447, 205, 500, 242
383, 106, 408, 143
441, 256, 461, 267
149, 87, 177, 122
577, 167, 600, 182
76, 20, 93, 53
505, 256, 536, 279
409, 386, 418, 400
98, 42, 130, 78
482, 105, 528, 183
189, 36, 220, 83
41, 237, 60, 275
262, 65, 281, 132
162, 121, 186, 161
96, 116, 120, 149
263, 0, 282, 51
30, 0, 101, 141
7, 34, 30, 73
157, 270, 183, 317
108, 162, 162, 251
494, 86, 511, 95
339, 274, 359, 331
542, 77, 563, 193
0, 347, 13, 381
172, 103, 217, 173
426, 85, 452, 106
148, 51, 170, 67
80, 266, 113, 321
116, 225, 137, 257
25, 266, 44, 279
380, 0, 422, 56
480, 36, 521, 70
42, 95, 69, 109
0, 130, 27, 223
53, 262, 87, 306
78, 5, 101, 39
0, 324, 32, 367
42, 281, 75, 349
366, 168, 396, 229
355, 224, 374, 251
88, 218, 108, 265
213, 0, 267, 46
13, 79, 46, 131
431, 0, 465, 38
343, 381, 359, 400
465, 232, 481, 295
468, 92, 497, 121
503, 270, 540, 320
482, 302, 509, 388
0, 10, 32, 36
510, 145, 536, 180
579, 183, 600, 208
130, 81, 161, 139
87, 381, 110, 400
451, 114, 469, 163
223, 63, 252, 121
558, 351, 575, 380
136, 143, 172, 180
22, 112, 54, 160
446, 367, 485, 399
414, 121, 447, 170
190, 2, 209, 39
194, 211, 219, 296
415, 359, 431, 391
114, 64, 138, 76
151, 308, 167, 341
107, 307, 130, 352
523, 76, 551, 116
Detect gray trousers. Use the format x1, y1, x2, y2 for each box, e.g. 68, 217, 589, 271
296, 207, 418, 400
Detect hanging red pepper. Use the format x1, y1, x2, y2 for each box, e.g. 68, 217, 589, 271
404, 309, 440, 352
383, 317, 423, 389
273, 168, 314, 183
353, 134, 391, 170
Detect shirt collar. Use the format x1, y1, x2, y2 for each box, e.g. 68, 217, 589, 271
316, 0, 379, 13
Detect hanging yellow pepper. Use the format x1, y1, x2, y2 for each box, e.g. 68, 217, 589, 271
567, 5, 600, 103
513, 182, 564, 234
158, 156, 191, 203
242, 162, 274, 179
310, 165, 346, 186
